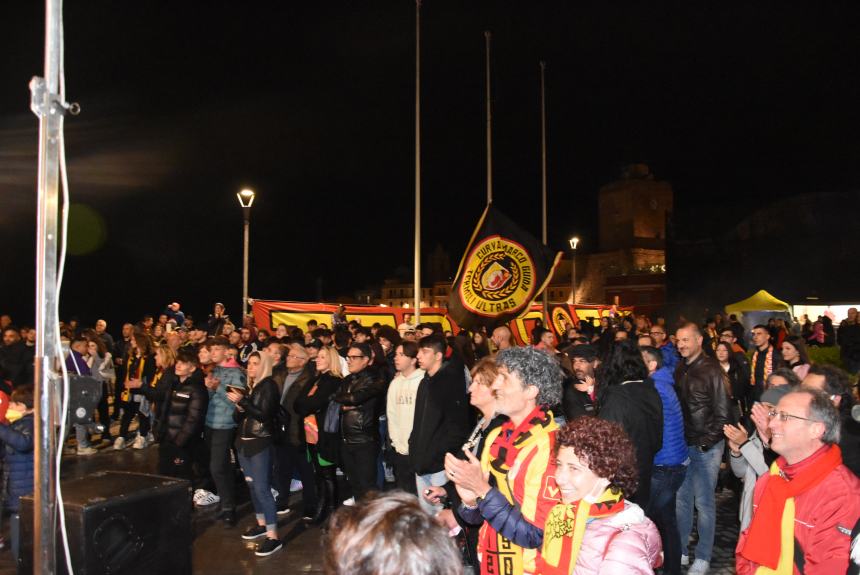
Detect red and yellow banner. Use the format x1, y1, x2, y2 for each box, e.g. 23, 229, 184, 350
251, 300, 631, 346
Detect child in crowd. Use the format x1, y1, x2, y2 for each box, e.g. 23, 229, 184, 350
0, 386, 35, 557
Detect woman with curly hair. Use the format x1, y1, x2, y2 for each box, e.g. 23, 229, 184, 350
537, 416, 662, 575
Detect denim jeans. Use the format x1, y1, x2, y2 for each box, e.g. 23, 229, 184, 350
238, 447, 277, 529
676, 441, 724, 562
646, 463, 687, 575
416, 469, 448, 515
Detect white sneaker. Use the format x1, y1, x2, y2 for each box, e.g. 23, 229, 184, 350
131, 435, 146, 449
680, 554, 689, 567
113, 437, 126, 450
688, 558, 709, 574
76, 446, 98, 456
195, 490, 220, 507
342, 497, 355, 507
270, 487, 279, 499
145, 432, 155, 445
289, 479, 303, 492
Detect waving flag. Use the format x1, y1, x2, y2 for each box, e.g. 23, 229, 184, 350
448, 205, 562, 330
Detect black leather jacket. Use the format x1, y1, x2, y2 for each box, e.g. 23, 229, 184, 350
235, 377, 280, 440
674, 353, 731, 449
334, 367, 384, 445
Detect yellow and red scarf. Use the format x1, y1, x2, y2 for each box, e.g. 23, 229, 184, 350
479, 406, 558, 575
538, 487, 625, 574
120, 353, 146, 402
750, 345, 774, 387
738, 445, 842, 574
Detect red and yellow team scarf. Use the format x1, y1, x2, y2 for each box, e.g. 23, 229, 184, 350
738, 445, 842, 574
479, 406, 559, 575
537, 487, 625, 575
750, 345, 774, 387
120, 353, 146, 402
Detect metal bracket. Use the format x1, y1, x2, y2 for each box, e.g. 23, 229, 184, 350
29, 76, 80, 118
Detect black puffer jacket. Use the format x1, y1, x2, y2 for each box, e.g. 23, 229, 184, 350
141, 369, 209, 448
334, 367, 384, 445
235, 377, 280, 440
674, 353, 731, 449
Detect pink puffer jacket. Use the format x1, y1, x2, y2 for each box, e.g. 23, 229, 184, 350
571, 501, 663, 575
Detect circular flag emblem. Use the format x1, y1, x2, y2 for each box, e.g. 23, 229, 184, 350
458, 235, 536, 317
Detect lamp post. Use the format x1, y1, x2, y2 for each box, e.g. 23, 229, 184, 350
568, 236, 580, 304
237, 188, 256, 317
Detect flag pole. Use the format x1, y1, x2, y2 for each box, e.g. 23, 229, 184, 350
485, 31, 493, 206
540, 61, 549, 324
413, 0, 422, 322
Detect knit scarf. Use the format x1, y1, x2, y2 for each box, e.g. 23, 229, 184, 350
750, 345, 773, 387
538, 487, 625, 575
739, 444, 842, 573
479, 406, 558, 575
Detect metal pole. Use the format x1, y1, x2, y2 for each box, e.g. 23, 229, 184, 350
32, 0, 63, 572
413, 0, 422, 322
540, 61, 548, 321
242, 207, 250, 317
485, 31, 493, 206
572, 254, 577, 305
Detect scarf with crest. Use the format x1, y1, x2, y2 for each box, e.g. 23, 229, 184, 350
538, 487, 625, 574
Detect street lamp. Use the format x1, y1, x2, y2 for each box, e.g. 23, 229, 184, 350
237, 188, 256, 317
568, 236, 580, 304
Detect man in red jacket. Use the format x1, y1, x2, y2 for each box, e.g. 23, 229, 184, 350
736, 388, 860, 575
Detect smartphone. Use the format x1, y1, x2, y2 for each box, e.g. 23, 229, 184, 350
226, 385, 246, 396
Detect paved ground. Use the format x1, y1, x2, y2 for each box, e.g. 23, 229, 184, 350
3, 430, 744, 574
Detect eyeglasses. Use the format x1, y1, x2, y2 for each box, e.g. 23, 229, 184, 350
649, 331, 664, 336
346, 355, 367, 361
767, 410, 819, 423
286, 354, 305, 360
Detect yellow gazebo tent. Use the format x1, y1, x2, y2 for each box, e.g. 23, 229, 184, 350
725, 290, 791, 314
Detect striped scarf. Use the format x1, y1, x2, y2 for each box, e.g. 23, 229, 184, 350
479, 406, 558, 575
751, 345, 774, 388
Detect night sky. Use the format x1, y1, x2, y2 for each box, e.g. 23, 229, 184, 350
2, 2, 860, 331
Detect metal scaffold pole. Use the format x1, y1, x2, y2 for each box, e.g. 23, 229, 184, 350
30, 0, 65, 571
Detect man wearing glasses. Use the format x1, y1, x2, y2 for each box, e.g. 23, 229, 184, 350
333, 342, 385, 502
736, 388, 860, 574
650, 325, 678, 371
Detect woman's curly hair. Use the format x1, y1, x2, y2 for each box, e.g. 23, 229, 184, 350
555, 416, 639, 498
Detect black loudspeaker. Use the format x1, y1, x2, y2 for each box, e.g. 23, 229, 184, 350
69, 374, 102, 425
18, 471, 192, 574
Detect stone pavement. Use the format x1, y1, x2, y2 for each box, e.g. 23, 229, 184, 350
2, 434, 745, 574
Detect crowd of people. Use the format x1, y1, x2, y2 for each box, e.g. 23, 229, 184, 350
0, 304, 858, 573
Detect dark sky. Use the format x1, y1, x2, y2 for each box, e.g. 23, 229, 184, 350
3, 2, 860, 330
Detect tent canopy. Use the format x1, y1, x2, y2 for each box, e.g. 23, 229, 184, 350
725, 290, 791, 314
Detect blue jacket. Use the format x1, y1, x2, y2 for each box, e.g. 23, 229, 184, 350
0, 414, 34, 512
458, 488, 543, 549
651, 366, 687, 466
660, 341, 679, 372
205, 365, 246, 430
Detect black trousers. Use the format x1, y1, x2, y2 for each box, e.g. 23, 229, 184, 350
158, 442, 193, 482
391, 451, 417, 495
272, 442, 318, 512
96, 381, 112, 439
340, 441, 379, 501
204, 427, 236, 511
118, 399, 150, 439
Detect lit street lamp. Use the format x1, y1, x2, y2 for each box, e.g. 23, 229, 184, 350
237, 188, 256, 317
568, 236, 580, 304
